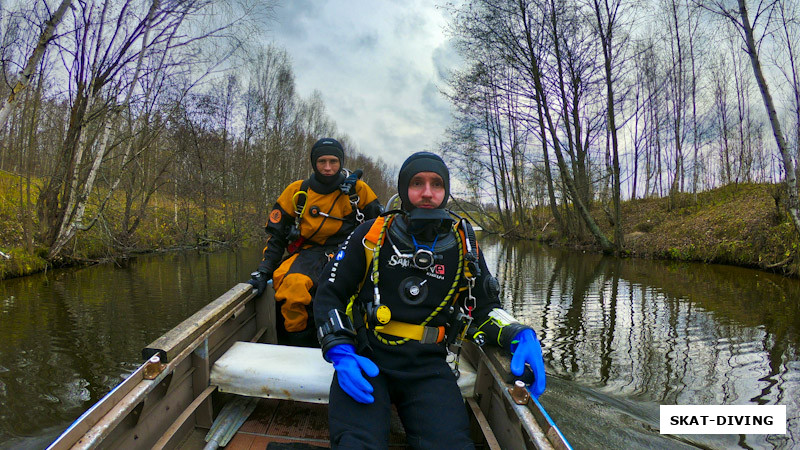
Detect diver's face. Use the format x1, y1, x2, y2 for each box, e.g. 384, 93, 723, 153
315, 155, 340, 176
407, 172, 445, 209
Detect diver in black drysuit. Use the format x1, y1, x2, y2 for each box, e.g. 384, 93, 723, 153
314, 152, 546, 449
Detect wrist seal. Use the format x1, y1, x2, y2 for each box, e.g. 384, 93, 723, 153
318, 309, 357, 358
499, 323, 531, 350
255, 263, 272, 279
486, 308, 533, 350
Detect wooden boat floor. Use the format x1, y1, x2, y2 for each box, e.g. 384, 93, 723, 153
219, 398, 410, 449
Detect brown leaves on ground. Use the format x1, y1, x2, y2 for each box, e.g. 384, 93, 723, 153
612, 183, 798, 276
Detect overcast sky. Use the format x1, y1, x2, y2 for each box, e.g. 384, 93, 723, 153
268, 0, 462, 172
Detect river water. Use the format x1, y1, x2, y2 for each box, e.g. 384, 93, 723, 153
0, 239, 797, 449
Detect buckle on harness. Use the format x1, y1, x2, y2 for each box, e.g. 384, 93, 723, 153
420, 326, 443, 344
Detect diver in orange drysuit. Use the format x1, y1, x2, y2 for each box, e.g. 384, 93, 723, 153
246, 138, 382, 346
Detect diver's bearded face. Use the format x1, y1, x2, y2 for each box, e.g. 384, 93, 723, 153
407, 172, 445, 209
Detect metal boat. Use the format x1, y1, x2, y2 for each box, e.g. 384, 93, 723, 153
48, 282, 571, 449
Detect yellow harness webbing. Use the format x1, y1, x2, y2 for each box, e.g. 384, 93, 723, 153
374, 321, 445, 344
349, 215, 472, 345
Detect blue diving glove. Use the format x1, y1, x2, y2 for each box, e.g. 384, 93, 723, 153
510, 328, 546, 398
325, 343, 379, 404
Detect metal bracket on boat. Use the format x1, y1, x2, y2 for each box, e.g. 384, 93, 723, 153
143, 354, 167, 380
508, 380, 530, 405
232, 303, 246, 319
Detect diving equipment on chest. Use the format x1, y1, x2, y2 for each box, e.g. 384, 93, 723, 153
384, 223, 456, 278
382, 238, 456, 282
348, 212, 483, 347
398, 276, 428, 305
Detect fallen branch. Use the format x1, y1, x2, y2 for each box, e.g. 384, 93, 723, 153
766, 255, 794, 269
541, 218, 553, 234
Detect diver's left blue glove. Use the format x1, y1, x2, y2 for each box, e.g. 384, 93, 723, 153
510, 328, 546, 398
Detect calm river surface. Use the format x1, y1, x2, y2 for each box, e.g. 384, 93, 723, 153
0, 239, 798, 449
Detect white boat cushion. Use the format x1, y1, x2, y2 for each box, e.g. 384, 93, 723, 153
210, 342, 476, 404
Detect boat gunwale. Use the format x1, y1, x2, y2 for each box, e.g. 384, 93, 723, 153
48, 283, 259, 450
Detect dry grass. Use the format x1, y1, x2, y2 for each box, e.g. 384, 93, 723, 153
574, 183, 798, 277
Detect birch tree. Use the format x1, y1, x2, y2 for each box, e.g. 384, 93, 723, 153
698, 0, 800, 234
0, 0, 71, 129
36, 0, 261, 258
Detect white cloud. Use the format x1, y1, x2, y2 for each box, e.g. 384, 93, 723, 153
268, 0, 461, 170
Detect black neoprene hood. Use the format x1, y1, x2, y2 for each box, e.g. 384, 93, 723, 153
397, 151, 450, 211
310, 138, 345, 184
311, 138, 344, 166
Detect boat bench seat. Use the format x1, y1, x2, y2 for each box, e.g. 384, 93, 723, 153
210, 342, 477, 404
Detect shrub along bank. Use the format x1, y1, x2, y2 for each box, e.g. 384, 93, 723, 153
0, 170, 263, 280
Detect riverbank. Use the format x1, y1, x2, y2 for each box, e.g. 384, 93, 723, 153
0, 170, 262, 280
532, 182, 799, 278
1, 171, 798, 279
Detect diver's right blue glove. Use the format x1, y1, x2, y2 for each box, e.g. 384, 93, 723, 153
510, 328, 546, 398
325, 343, 379, 404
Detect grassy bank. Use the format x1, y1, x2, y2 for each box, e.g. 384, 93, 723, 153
535, 183, 799, 277
0, 170, 262, 280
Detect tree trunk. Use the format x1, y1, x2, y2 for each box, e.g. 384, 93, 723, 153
0, 0, 72, 129
737, 0, 800, 234
519, 0, 613, 251
593, 0, 624, 253
47, 0, 162, 258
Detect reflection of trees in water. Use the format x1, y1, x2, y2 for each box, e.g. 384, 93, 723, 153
482, 238, 798, 447
0, 249, 256, 442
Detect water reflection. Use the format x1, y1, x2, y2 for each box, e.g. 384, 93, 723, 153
481, 236, 799, 449
0, 240, 798, 449
0, 247, 264, 448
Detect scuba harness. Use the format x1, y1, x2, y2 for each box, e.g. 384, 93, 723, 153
345, 211, 486, 351
286, 169, 366, 254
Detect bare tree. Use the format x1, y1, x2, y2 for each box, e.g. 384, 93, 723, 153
33, 0, 262, 258
0, 0, 71, 129
773, 0, 800, 186
698, 0, 800, 234
711, 53, 734, 184
589, 0, 631, 252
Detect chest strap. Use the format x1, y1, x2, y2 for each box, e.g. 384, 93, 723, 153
368, 320, 445, 344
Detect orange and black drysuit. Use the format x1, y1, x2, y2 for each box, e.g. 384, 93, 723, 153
255, 173, 381, 336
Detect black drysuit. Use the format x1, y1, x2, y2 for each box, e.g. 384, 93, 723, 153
314, 215, 507, 449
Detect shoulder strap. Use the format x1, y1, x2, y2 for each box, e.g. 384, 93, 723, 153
361, 215, 390, 284
345, 216, 389, 321
364, 216, 386, 245
457, 218, 480, 279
